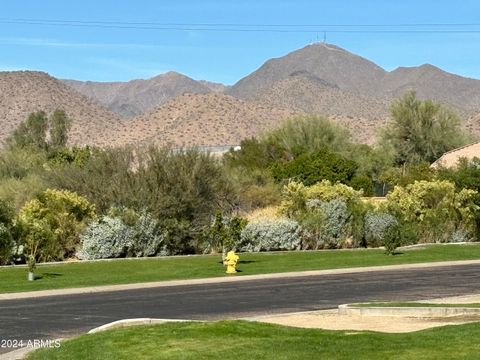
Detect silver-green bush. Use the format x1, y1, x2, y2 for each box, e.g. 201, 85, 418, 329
78, 217, 134, 260
129, 212, 166, 257
79, 212, 166, 260
317, 199, 350, 248
302, 199, 351, 249
238, 218, 303, 252
364, 211, 398, 248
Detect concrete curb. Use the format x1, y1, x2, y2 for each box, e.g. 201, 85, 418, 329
2, 259, 480, 301
1, 339, 64, 360
88, 318, 195, 334
338, 304, 480, 317
2, 347, 35, 360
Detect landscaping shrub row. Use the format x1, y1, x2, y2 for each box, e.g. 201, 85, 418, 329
2, 91, 480, 265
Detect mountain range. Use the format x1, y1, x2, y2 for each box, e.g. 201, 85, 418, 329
1, 42, 480, 148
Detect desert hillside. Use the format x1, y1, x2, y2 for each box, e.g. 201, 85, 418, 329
0, 71, 124, 147
63, 72, 215, 117
227, 43, 386, 99
109, 93, 297, 147
377, 64, 480, 114
254, 73, 389, 120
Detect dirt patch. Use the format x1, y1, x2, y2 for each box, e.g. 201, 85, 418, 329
248, 309, 480, 333
246, 293, 480, 333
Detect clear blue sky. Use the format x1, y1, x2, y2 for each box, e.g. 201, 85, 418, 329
1, 0, 480, 84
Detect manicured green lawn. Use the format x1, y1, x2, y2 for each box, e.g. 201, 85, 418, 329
1, 244, 480, 294
356, 302, 480, 308
27, 320, 480, 360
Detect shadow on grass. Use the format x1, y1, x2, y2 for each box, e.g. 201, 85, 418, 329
36, 273, 63, 280
388, 252, 404, 256
217, 260, 256, 265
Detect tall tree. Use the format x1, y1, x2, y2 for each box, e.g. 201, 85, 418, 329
9, 111, 48, 149
8, 109, 72, 150
379, 91, 469, 165
49, 109, 71, 148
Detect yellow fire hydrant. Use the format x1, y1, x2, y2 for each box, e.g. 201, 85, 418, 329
224, 250, 239, 274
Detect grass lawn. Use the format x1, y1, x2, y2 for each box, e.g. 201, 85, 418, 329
356, 302, 480, 308
1, 244, 480, 294
26, 320, 480, 360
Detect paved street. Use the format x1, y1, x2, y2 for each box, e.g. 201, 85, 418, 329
0, 262, 478, 354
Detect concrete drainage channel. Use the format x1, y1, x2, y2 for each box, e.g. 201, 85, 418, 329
338, 304, 480, 317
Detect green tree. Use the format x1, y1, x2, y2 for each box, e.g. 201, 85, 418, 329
49, 109, 71, 148
270, 148, 357, 186
379, 91, 469, 165
8, 109, 72, 150
224, 115, 355, 171
9, 111, 48, 149
264, 115, 353, 158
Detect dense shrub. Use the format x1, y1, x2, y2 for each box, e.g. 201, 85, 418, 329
224, 167, 281, 212
238, 218, 304, 252
386, 180, 479, 243
437, 157, 480, 193
281, 180, 363, 218
270, 148, 357, 186
281, 180, 367, 249
0, 147, 48, 210
223, 138, 274, 170
0, 200, 15, 265
224, 116, 386, 204
304, 180, 363, 204
203, 213, 247, 254
379, 162, 435, 188
0, 175, 47, 211
383, 223, 402, 255
349, 175, 374, 196
47, 146, 92, 167
46, 147, 138, 213
0, 147, 47, 180
0, 224, 14, 265
19, 189, 96, 261
48, 147, 236, 254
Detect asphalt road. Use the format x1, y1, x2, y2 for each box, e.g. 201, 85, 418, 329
0, 263, 479, 352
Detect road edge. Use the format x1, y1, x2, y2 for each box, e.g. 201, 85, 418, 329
2, 259, 480, 301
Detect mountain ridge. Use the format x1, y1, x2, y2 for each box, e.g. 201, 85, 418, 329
3, 43, 480, 148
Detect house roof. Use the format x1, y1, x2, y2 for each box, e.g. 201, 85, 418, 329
431, 142, 480, 168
